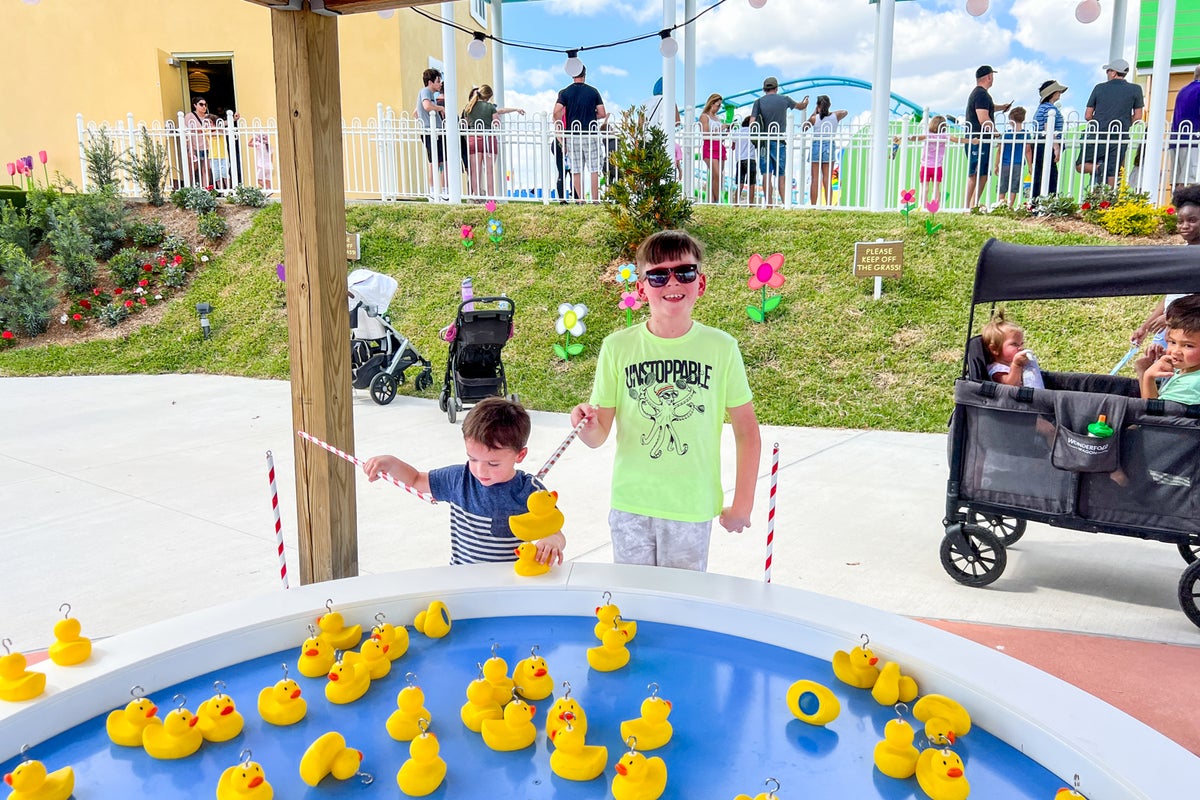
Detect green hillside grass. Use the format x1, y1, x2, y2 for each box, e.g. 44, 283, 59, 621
0, 203, 1158, 432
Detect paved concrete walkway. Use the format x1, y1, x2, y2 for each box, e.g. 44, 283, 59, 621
4, 374, 1198, 652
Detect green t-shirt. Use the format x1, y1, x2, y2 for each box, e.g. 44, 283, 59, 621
1159, 369, 1200, 405
589, 321, 753, 522
466, 101, 497, 130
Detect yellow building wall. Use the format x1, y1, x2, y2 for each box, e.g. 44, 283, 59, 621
0, 0, 488, 187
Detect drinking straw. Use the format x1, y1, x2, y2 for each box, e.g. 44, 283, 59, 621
297, 430, 436, 504
1110, 343, 1141, 375
536, 419, 587, 480
765, 442, 779, 584
265, 450, 289, 589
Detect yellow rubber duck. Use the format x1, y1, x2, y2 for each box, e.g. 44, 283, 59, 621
397, 727, 446, 797
1055, 785, 1087, 800
611, 747, 667, 800
587, 626, 631, 672
513, 647, 554, 700
413, 601, 451, 639
299, 732, 364, 787
913, 694, 972, 746
482, 651, 514, 706
784, 679, 840, 727
481, 697, 537, 751
296, 627, 336, 679
47, 606, 91, 667
915, 747, 969, 800
873, 718, 920, 779
2, 757, 74, 800
387, 681, 432, 742
197, 686, 245, 743
257, 665, 306, 727
106, 691, 162, 747
831, 642, 880, 689
513, 542, 551, 577
345, 637, 391, 680
325, 657, 371, 705
460, 676, 503, 733
216, 755, 273, 800
620, 688, 673, 750
549, 721, 607, 782
545, 692, 587, 740
871, 661, 919, 706
143, 702, 203, 760
594, 595, 637, 642
0, 643, 46, 702
733, 777, 783, 800
316, 601, 363, 651
508, 489, 565, 542
370, 615, 409, 662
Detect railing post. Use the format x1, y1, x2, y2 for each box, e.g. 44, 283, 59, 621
541, 114, 552, 205
177, 111, 191, 188
1038, 108, 1056, 199
783, 114, 795, 209
76, 113, 89, 193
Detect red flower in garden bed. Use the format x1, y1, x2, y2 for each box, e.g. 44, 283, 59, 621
1081, 202, 1091, 211
79, 299, 91, 310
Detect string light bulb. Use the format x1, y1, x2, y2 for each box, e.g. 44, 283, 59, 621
748, 0, 767, 8
468, 32, 487, 60
965, 0, 989, 16
564, 50, 584, 78
658, 30, 678, 59
1075, 0, 1101, 24
376, 8, 394, 18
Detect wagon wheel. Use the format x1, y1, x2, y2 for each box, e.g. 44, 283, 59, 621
968, 511, 1027, 546
1178, 560, 1200, 630
1177, 535, 1200, 565
939, 523, 1007, 588
369, 372, 397, 406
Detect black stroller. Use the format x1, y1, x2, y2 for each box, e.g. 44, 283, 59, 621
348, 269, 434, 405
438, 296, 516, 423
944, 239, 1200, 629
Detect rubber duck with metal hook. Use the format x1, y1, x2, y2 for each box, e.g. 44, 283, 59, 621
106, 684, 162, 746
47, 603, 91, 667
734, 776, 783, 800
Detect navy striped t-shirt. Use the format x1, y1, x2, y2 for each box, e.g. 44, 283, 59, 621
427, 464, 547, 565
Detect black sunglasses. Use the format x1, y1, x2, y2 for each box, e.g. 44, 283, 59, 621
643, 265, 700, 288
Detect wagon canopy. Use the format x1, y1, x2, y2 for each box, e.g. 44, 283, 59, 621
973, 239, 1200, 304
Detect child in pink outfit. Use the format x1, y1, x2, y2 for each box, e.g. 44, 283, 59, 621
895, 115, 965, 207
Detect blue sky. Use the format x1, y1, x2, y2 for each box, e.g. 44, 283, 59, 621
494, 0, 1140, 125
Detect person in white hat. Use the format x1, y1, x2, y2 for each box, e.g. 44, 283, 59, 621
1028, 80, 1067, 200
1080, 58, 1144, 187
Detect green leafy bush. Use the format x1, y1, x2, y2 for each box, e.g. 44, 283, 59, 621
1161, 206, 1179, 236
23, 185, 63, 244
0, 202, 34, 256
1098, 202, 1160, 236
0, 242, 56, 336
1030, 193, 1078, 218
171, 185, 219, 214
228, 184, 268, 208
97, 301, 131, 328
163, 264, 188, 288
129, 219, 166, 248
47, 209, 98, 293
198, 210, 228, 241
123, 127, 172, 206
72, 187, 127, 259
82, 127, 122, 191
108, 246, 147, 289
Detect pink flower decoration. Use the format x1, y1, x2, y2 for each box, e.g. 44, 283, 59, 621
925, 198, 940, 214
485, 200, 497, 213
747, 253, 786, 290
461, 225, 473, 238
618, 291, 643, 311
38, 151, 47, 164
900, 188, 916, 205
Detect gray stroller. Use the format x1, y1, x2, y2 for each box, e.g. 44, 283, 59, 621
348, 269, 433, 405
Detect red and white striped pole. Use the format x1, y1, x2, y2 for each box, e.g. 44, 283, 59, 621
765, 442, 779, 584
266, 450, 289, 589
536, 419, 587, 480
297, 430, 436, 504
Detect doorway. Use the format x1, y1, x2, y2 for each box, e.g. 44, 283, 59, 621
182, 58, 237, 119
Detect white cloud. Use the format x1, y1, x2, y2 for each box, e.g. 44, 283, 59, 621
504, 54, 565, 92
543, 0, 660, 25
502, 89, 561, 117
1009, 0, 1127, 68
599, 65, 629, 77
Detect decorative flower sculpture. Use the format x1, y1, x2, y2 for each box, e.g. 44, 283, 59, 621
746, 253, 786, 323
461, 224, 475, 249
615, 263, 637, 286
488, 218, 503, 243
485, 200, 498, 213
924, 198, 943, 237
900, 188, 917, 226
618, 291, 643, 327
276, 262, 286, 282
554, 302, 588, 360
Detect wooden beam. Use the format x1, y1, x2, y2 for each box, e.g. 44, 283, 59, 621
271, 5, 358, 583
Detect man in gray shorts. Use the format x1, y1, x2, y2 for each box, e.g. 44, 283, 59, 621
553, 64, 607, 202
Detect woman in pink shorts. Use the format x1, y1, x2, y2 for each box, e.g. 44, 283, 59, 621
699, 93, 729, 203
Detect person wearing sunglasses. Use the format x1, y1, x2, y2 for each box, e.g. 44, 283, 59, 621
570, 230, 761, 572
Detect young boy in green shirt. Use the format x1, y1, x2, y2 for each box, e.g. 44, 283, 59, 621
1139, 293, 1200, 405
570, 230, 761, 571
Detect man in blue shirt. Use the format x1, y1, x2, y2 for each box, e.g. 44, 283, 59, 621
1171, 66, 1200, 191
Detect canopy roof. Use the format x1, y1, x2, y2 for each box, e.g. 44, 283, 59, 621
973, 239, 1200, 304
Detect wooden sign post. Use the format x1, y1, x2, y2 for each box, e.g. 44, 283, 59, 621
853, 239, 903, 300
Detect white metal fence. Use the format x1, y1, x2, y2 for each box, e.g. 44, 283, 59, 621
78, 107, 1197, 211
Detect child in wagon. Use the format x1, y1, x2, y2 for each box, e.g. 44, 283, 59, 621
981, 309, 1045, 389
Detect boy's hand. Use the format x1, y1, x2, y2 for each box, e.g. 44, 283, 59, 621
534, 532, 565, 565
1146, 354, 1177, 380
719, 506, 752, 533
1134, 343, 1164, 377
363, 455, 400, 482
569, 403, 596, 428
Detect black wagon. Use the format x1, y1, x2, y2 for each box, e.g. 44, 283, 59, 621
944, 239, 1200, 629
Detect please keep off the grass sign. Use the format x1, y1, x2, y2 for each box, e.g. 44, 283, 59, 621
853, 240, 903, 279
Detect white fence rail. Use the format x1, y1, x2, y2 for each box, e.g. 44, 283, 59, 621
78, 107, 1197, 211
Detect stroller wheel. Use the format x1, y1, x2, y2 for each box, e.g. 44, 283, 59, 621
447, 399, 457, 424
370, 372, 398, 406
939, 523, 1006, 588
1179, 560, 1200, 630
1179, 535, 1200, 565
438, 386, 449, 412
967, 511, 1026, 546
415, 368, 433, 392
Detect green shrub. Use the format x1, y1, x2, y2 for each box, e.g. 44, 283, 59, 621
1030, 193, 1078, 218
163, 264, 188, 288
169, 187, 191, 210
198, 210, 228, 241
228, 184, 268, 208
0, 242, 56, 336
123, 126, 172, 206
1098, 202, 1160, 236
97, 301, 131, 328
82, 127, 122, 191
129, 219, 166, 248
0, 202, 34, 257
72, 187, 127, 259
171, 185, 219, 214
1161, 206, 1179, 236
108, 246, 147, 289
24, 185, 63, 244
47, 209, 98, 293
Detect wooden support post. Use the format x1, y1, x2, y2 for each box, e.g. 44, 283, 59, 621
271, 6, 357, 584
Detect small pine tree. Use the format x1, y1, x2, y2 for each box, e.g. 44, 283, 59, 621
603, 106, 693, 258
82, 127, 122, 191
0, 242, 56, 336
124, 126, 172, 206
